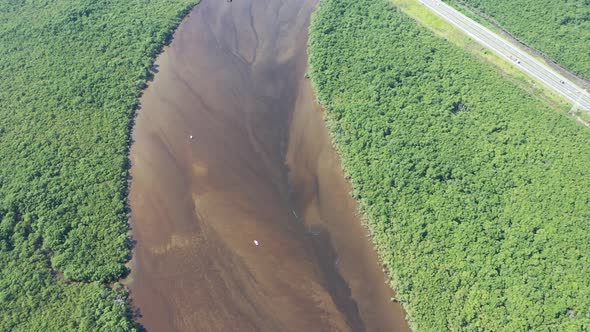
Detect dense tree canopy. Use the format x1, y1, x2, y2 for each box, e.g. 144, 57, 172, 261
309, 0, 590, 330
448, 0, 590, 80
0, 0, 194, 329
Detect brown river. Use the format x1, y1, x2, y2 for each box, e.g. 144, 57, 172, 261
127, 0, 410, 330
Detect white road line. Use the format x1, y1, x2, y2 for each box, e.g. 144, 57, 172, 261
419, 0, 590, 112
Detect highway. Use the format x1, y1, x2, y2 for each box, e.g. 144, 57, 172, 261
419, 0, 590, 112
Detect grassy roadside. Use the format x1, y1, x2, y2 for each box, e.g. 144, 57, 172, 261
442, 0, 590, 94
389, 0, 573, 116
445, 0, 590, 81
443, 0, 501, 32
308, 0, 590, 328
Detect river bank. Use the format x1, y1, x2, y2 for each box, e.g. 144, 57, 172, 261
126, 0, 409, 330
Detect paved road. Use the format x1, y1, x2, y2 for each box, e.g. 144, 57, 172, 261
420, 0, 590, 112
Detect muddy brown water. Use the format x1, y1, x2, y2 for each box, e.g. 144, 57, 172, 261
127, 0, 410, 330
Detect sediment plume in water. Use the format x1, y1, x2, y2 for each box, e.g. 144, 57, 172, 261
127, 0, 410, 330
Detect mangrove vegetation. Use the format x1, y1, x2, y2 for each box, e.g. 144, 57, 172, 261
309, 0, 590, 330
0, 0, 195, 329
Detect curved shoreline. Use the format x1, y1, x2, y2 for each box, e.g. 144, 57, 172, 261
125, 0, 410, 330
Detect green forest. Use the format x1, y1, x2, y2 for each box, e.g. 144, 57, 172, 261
309, 0, 590, 330
0, 0, 194, 329
447, 0, 590, 80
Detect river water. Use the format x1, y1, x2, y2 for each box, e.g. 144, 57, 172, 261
127, 0, 409, 330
